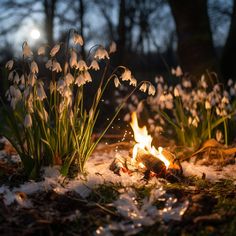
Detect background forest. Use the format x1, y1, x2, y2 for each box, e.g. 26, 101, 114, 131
0, 0, 236, 91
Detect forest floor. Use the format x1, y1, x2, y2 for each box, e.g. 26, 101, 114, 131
0, 137, 236, 236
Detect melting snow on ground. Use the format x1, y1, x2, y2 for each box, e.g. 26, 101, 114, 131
0, 141, 235, 235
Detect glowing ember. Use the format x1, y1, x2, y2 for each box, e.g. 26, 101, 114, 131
130, 112, 170, 169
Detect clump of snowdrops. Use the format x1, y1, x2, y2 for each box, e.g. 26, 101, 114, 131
143, 70, 236, 149
1, 29, 156, 178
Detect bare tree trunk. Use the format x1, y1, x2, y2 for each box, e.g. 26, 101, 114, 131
168, 0, 218, 80
43, 0, 57, 46
117, 0, 126, 63
79, 0, 85, 58
221, 0, 236, 81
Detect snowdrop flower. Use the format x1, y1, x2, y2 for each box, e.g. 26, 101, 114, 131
22, 41, 33, 58
28, 73, 37, 86
77, 60, 88, 71
5, 60, 14, 70
188, 117, 193, 126
94, 47, 109, 60
171, 66, 183, 77
222, 96, 229, 104
84, 71, 92, 82
148, 84, 156, 96
89, 60, 100, 71
57, 79, 66, 93
39, 107, 48, 122
30, 61, 39, 74
121, 68, 132, 82
45, 59, 53, 69
192, 117, 199, 127
8, 71, 14, 81
140, 83, 147, 92
36, 81, 47, 100
114, 77, 121, 87
24, 114, 32, 128
200, 75, 208, 88
109, 41, 116, 53
129, 77, 137, 87
216, 130, 223, 142
63, 86, 72, 100
37, 46, 46, 55
49, 81, 56, 94
174, 87, 180, 97
20, 74, 25, 85
65, 73, 74, 86
75, 74, 86, 87
73, 33, 83, 46
230, 87, 236, 96
50, 44, 60, 57
70, 50, 77, 68
205, 100, 211, 109
13, 73, 20, 84
182, 79, 192, 88
175, 66, 183, 76
227, 79, 233, 87
52, 61, 62, 73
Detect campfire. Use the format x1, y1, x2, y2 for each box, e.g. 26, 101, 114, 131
111, 112, 182, 181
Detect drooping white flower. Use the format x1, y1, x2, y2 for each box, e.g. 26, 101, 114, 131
109, 41, 116, 54
77, 60, 88, 71
36, 81, 47, 101
114, 77, 121, 88
192, 117, 199, 127
140, 83, 147, 92
94, 47, 109, 60
13, 73, 20, 84
148, 84, 156, 96
30, 61, 39, 74
175, 66, 183, 77
182, 79, 192, 88
174, 87, 180, 97
49, 81, 56, 94
20, 74, 25, 85
121, 68, 132, 82
5, 60, 14, 70
188, 117, 193, 126
50, 44, 60, 57
37, 46, 46, 55
24, 114, 32, 128
89, 60, 100, 71
70, 50, 78, 68
205, 100, 211, 110
57, 79, 66, 93
84, 71, 92, 83
129, 77, 137, 87
39, 107, 48, 122
22, 42, 33, 58
200, 75, 208, 89
73, 33, 83, 46
222, 96, 229, 104
8, 71, 14, 81
28, 73, 37, 86
216, 130, 223, 142
75, 74, 86, 87
227, 79, 233, 87
65, 73, 74, 86
45, 59, 53, 69
52, 61, 62, 73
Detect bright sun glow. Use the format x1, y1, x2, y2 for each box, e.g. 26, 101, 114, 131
30, 29, 40, 40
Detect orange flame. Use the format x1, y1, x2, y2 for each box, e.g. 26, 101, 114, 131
130, 112, 170, 169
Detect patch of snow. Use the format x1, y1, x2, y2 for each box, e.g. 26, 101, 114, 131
182, 161, 236, 182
